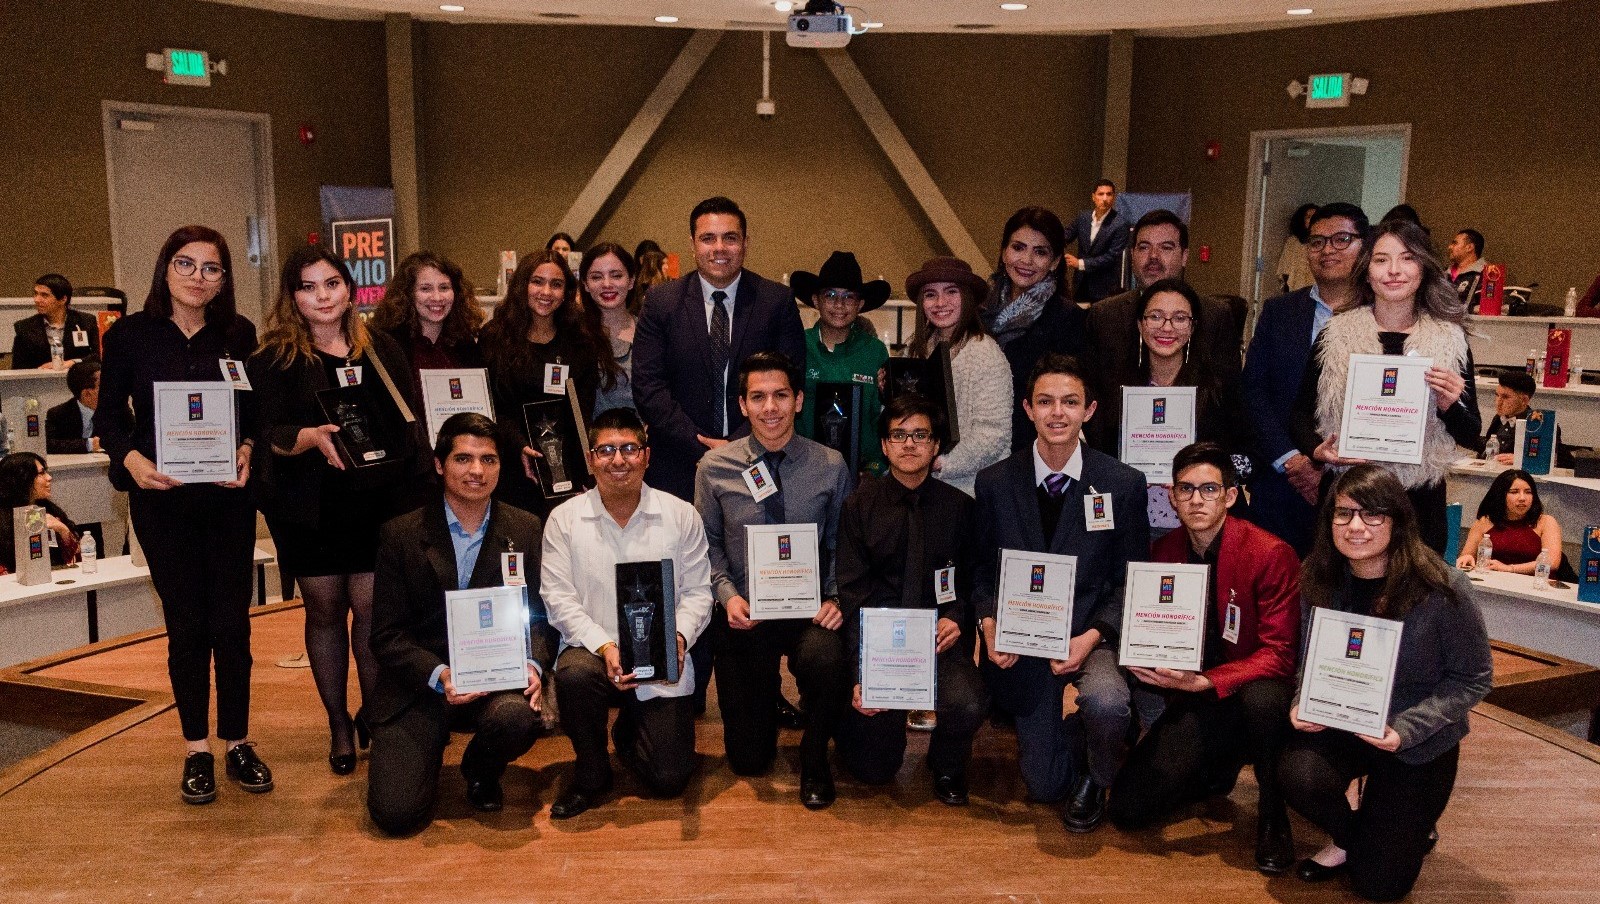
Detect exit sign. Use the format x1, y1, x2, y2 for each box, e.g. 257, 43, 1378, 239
163, 48, 211, 87
1306, 72, 1351, 108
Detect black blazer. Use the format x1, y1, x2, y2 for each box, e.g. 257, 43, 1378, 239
971, 444, 1149, 644
367, 499, 552, 724
631, 270, 805, 500
45, 399, 93, 454
1242, 288, 1318, 466
996, 295, 1086, 451
1063, 209, 1129, 302
11, 309, 100, 369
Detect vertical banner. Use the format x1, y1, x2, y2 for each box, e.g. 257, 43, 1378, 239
319, 186, 396, 313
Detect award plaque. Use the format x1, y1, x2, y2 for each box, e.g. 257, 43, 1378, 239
883, 342, 959, 453
12, 505, 50, 586
521, 379, 590, 500
316, 384, 400, 469
615, 559, 680, 684
813, 381, 864, 473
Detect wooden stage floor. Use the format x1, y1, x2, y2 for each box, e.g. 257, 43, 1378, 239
3, 606, 1598, 903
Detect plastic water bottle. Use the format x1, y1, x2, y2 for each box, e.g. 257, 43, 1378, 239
49, 336, 64, 369
79, 531, 97, 575
1533, 550, 1551, 587
1571, 355, 1584, 383
1483, 434, 1499, 461
1476, 534, 1493, 570
1566, 287, 1580, 318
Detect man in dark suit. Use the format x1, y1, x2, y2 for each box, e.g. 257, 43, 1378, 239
973, 353, 1148, 833
46, 358, 101, 454
1241, 202, 1368, 556
1480, 371, 1536, 462
13, 273, 101, 369
631, 196, 807, 502
366, 413, 551, 835
1062, 180, 1129, 303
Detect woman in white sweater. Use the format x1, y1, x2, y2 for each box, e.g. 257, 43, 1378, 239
903, 257, 1012, 496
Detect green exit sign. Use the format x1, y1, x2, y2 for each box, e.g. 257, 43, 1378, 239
1306, 72, 1351, 108
163, 48, 211, 87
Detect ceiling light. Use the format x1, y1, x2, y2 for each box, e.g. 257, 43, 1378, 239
655, 15, 678, 23
439, 4, 464, 11
1287, 7, 1314, 14
1000, 3, 1029, 10
863, 21, 884, 28
774, 1, 794, 11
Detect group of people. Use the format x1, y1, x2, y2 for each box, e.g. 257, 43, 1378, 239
47, 181, 1514, 903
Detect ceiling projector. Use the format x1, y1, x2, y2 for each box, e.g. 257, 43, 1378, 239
787, 3, 853, 48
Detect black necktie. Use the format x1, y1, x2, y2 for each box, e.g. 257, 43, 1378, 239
761, 449, 785, 523
900, 490, 924, 608
709, 289, 730, 375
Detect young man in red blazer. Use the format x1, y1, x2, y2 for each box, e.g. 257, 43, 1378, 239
1107, 442, 1302, 875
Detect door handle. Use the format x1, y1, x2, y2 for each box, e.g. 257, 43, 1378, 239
246, 215, 263, 267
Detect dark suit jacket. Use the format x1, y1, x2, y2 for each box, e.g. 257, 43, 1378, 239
971, 444, 1149, 645
1063, 209, 1129, 302
45, 399, 93, 454
367, 499, 552, 724
11, 309, 100, 369
1150, 516, 1301, 698
996, 296, 1086, 451
1241, 288, 1317, 467
631, 269, 805, 500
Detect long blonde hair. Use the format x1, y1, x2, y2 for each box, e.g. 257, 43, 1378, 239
258, 244, 371, 366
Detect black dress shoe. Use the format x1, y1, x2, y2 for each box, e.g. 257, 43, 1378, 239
933, 773, 969, 806
550, 785, 606, 819
1294, 857, 1348, 883
1062, 776, 1107, 833
181, 751, 217, 805
466, 778, 504, 812
328, 752, 357, 776
800, 766, 836, 810
775, 694, 806, 731
1254, 812, 1296, 875
223, 743, 274, 793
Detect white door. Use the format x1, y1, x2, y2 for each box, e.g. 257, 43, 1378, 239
104, 103, 274, 325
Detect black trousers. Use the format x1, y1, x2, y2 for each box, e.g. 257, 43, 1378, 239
556, 647, 698, 797
714, 610, 848, 775
984, 646, 1131, 801
130, 485, 256, 742
1280, 730, 1460, 902
366, 690, 540, 836
839, 643, 988, 784
1108, 677, 1293, 829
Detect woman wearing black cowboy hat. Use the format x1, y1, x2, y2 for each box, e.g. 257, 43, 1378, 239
795, 251, 892, 476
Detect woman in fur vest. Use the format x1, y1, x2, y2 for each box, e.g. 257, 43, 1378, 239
1289, 219, 1480, 553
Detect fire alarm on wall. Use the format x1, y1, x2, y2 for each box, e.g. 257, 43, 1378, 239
1205, 141, 1221, 161
298, 124, 315, 146
1199, 245, 1212, 263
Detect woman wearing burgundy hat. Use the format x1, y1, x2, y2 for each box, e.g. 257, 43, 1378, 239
795, 251, 891, 476
905, 256, 1012, 496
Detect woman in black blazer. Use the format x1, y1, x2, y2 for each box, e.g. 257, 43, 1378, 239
248, 244, 422, 776
1282, 464, 1492, 901
368, 250, 483, 402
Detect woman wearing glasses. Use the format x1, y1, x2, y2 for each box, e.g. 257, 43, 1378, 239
94, 225, 268, 805
1281, 464, 1491, 901
1291, 219, 1480, 553
794, 251, 891, 476
1091, 278, 1250, 536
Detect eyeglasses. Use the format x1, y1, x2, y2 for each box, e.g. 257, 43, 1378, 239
590, 443, 646, 460
818, 289, 862, 305
1141, 311, 1194, 327
1306, 232, 1360, 253
886, 429, 935, 445
1173, 482, 1225, 500
171, 256, 227, 283
1332, 506, 1389, 526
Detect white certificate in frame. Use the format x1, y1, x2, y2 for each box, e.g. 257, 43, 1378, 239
1297, 606, 1403, 739
1118, 562, 1209, 671
745, 523, 821, 620
419, 368, 495, 442
445, 586, 530, 694
1120, 385, 1197, 483
992, 549, 1077, 658
1336, 354, 1433, 465
859, 607, 937, 710
153, 381, 237, 483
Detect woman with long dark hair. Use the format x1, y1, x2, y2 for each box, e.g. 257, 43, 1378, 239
981, 206, 1085, 451
1291, 219, 1480, 553
369, 250, 483, 399
1455, 468, 1563, 574
94, 224, 267, 804
578, 242, 639, 415
0, 452, 80, 572
248, 244, 422, 776
1282, 464, 1491, 901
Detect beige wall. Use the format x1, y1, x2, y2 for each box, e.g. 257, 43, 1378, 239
1129, 0, 1600, 301
0, 0, 389, 292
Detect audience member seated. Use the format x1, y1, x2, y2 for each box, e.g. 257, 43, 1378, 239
1480, 371, 1535, 462
13, 273, 101, 370
0, 451, 81, 572
46, 358, 102, 454
1447, 228, 1487, 308
1455, 468, 1562, 575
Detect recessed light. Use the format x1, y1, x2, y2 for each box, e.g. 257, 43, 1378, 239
774, 1, 794, 11
1000, 3, 1029, 10
1287, 7, 1314, 14
439, 4, 464, 11
863, 21, 884, 28
655, 15, 678, 23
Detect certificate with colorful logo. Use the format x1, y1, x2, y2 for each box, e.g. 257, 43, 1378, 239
1337, 354, 1433, 465
992, 549, 1077, 658
1119, 562, 1209, 671
445, 586, 529, 694
746, 523, 821, 619
1297, 606, 1403, 739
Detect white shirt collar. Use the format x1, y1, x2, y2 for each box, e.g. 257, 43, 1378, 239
1032, 439, 1084, 487
700, 272, 742, 309
581, 483, 660, 526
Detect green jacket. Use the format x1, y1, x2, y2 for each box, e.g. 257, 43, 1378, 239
799, 321, 888, 476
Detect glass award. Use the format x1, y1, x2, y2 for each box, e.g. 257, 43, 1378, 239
812, 382, 863, 473
614, 559, 679, 684
316, 384, 399, 468
522, 379, 590, 500
883, 342, 960, 453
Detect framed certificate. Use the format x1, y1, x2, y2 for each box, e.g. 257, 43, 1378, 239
522, 379, 591, 499
153, 381, 238, 483
883, 342, 959, 452
419, 368, 494, 443
445, 585, 530, 694
745, 523, 821, 619
615, 559, 680, 684
1297, 606, 1404, 739
812, 381, 864, 473
859, 607, 937, 710
1337, 354, 1434, 465
1120, 386, 1197, 483
992, 549, 1077, 658
1118, 562, 1209, 670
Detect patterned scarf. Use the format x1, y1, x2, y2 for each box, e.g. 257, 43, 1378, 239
983, 276, 1056, 347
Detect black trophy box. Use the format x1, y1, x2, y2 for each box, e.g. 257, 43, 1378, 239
615, 559, 679, 684
812, 381, 864, 473
316, 384, 405, 470
882, 342, 960, 453
522, 379, 590, 500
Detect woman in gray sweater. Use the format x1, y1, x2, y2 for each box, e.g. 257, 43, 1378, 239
1282, 464, 1492, 901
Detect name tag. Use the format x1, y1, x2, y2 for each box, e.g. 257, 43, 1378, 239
1083, 489, 1115, 532
219, 358, 252, 391
544, 363, 568, 395
742, 459, 778, 502
501, 552, 526, 587
46, 528, 58, 548
1223, 596, 1242, 645
341, 365, 363, 386
934, 566, 957, 605
72, 328, 90, 348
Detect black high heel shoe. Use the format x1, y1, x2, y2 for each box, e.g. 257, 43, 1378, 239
328, 713, 362, 776
354, 711, 371, 750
